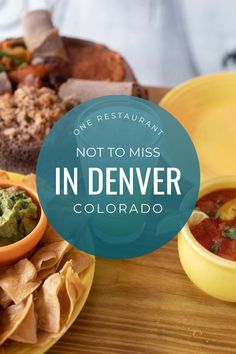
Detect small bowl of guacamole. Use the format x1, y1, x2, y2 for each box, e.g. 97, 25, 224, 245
0, 181, 47, 265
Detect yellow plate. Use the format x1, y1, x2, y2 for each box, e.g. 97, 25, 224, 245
160, 72, 236, 182
4, 171, 95, 354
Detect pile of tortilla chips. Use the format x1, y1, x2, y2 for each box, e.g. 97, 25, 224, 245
0, 172, 94, 351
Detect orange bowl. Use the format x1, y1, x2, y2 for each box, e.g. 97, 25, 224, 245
0, 180, 47, 266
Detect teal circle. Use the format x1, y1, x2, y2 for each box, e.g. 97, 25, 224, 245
36, 96, 200, 258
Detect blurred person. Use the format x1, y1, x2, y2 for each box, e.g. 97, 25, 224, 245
0, 0, 236, 86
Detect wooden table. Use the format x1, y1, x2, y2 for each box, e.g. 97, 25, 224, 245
49, 87, 236, 354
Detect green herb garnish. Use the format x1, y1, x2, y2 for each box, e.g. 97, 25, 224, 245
10, 191, 26, 202
0, 50, 25, 65
24, 114, 32, 123
211, 241, 221, 254
222, 226, 236, 240
0, 63, 6, 72
215, 198, 222, 209
214, 209, 221, 219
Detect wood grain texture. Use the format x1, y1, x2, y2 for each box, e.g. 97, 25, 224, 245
48, 87, 236, 354
48, 237, 236, 354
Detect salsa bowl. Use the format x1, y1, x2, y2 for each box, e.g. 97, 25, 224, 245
178, 176, 236, 302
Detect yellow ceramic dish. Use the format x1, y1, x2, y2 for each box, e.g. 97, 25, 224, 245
3, 171, 95, 354
178, 176, 236, 302
160, 72, 236, 182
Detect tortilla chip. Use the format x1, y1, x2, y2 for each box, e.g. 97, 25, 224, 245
0, 259, 41, 304
64, 267, 84, 324
0, 288, 12, 308
31, 247, 57, 271
57, 260, 84, 326
42, 224, 64, 244
56, 261, 72, 326
35, 273, 63, 333
0, 295, 33, 345
31, 241, 72, 280
36, 265, 84, 345
0, 171, 9, 181
21, 174, 36, 191
35, 261, 76, 333
36, 330, 55, 347
10, 298, 37, 344
59, 259, 73, 276
61, 250, 94, 274
37, 267, 57, 281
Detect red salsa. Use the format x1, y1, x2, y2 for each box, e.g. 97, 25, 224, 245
191, 189, 236, 261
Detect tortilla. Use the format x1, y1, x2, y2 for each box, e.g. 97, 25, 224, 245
64, 266, 84, 323
61, 250, 94, 274
10, 298, 37, 344
0, 288, 12, 308
59, 259, 73, 276
0, 259, 41, 304
35, 272, 63, 333
41, 224, 64, 244
36, 267, 57, 281
56, 261, 73, 326
36, 260, 83, 335
30, 240, 72, 279
0, 171, 92, 347
36, 330, 55, 347
57, 260, 84, 326
0, 295, 33, 345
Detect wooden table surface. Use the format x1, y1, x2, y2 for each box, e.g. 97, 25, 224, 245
48, 87, 236, 354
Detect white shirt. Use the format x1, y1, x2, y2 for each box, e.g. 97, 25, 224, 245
0, 0, 235, 86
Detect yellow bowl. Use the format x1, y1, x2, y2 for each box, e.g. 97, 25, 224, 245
160, 72, 236, 182
178, 176, 236, 302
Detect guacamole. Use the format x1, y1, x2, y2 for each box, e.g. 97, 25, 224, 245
0, 187, 38, 246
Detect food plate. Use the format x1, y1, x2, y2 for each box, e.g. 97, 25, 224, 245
160, 72, 236, 182
2, 171, 95, 354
